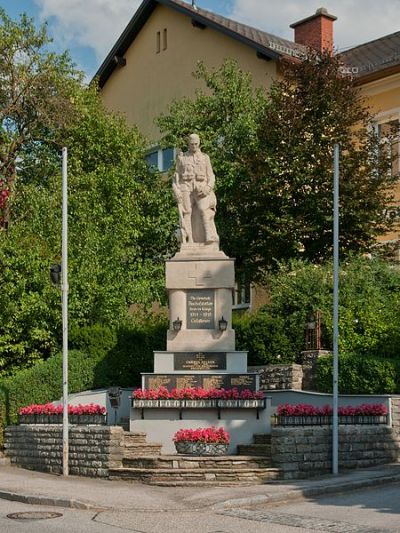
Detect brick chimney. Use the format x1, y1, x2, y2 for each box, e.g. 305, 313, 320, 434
290, 7, 337, 54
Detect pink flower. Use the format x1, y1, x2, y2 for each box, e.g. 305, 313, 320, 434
18, 403, 106, 416
276, 403, 388, 417
173, 426, 230, 444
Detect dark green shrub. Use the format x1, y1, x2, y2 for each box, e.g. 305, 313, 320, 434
94, 319, 167, 387
317, 354, 400, 394
234, 312, 295, 365
0, 349, 99, 447
69, 323, 117, 360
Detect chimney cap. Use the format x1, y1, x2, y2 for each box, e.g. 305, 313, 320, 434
290, 7, 337, 29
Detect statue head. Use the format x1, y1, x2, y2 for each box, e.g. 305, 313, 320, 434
188, 133, 200, 154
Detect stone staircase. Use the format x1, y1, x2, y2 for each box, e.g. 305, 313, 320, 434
237, 433, 271, 456
109, 432, 281, 486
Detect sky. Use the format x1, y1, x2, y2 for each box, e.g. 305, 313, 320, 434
1, 0, 400, 78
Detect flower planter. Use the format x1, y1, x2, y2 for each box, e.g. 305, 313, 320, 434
273, 414, 388, 426
159, 399, 182, 408
218, 399, 264, 408
133, 399, 159, 408
184, 399, 217, 408
69, 414, 107, 425
174, 441, 229, 456
18, 414, 106, 425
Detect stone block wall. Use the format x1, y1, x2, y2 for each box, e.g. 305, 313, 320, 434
4, 425, 124, 477
249, 364, 303, 390
271, 425, 400, 480
301, 350, 331, 390
392, 397, 400, 430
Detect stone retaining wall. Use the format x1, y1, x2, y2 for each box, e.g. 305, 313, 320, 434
4, 425, 124, 477
249, 364, 303, 390
271, 425, 400, 480
392, 397, 400, 429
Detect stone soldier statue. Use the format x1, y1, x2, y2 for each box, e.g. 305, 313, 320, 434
173, 134, 219, 246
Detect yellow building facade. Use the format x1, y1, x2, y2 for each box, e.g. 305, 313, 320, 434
96, 0, 400, 271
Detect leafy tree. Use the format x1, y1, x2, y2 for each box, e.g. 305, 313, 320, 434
257, 256, 400, 361
0, 9, 81, 227
158, 60, 267, 278
0, 12, 177, 376
158, 55, 397, 281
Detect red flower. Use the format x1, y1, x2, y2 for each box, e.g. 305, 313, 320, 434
131, 387, 263, 400
276, 403, 387, 417
18, 403, 106, 416
173, 426, 230, 444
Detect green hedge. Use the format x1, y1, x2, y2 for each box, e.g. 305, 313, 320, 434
0, 349, 100, 447
233, 312, 296, 365
0, 319, 167, 447
317, 354, 400, 394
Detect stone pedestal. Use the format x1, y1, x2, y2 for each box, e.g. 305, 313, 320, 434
130, 246, 267, 451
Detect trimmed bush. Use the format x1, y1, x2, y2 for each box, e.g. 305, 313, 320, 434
234, 312, 295, 365
0, 318, 168, 447
94, 319, 166, 387
317, 354, 400, 394
0, 350, 98, 447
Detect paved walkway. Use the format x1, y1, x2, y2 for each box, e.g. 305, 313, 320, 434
0, 463, 400, 511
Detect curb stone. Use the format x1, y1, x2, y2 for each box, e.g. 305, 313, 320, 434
0, 489, 106, 510
212, 472, 400, 510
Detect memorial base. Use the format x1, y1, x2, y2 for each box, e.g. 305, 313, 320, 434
129, 398, 272, 454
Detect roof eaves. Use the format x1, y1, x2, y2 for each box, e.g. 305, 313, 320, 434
93, 0, 281, 88
354, 63, 400, 85
94, 0, 157, 87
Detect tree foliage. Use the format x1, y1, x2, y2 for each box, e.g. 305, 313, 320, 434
0, 12, 176, 376
0, 8, 81, 226
158, 55, 397, 281
260, 256, 400, 361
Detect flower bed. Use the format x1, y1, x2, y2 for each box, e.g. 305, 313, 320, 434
133, 386, 264, 401
18, 403, 107, 425
273, 403, 389, 426
173, 426, 230, 455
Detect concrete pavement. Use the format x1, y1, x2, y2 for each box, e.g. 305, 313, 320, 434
0, 463, 400, 512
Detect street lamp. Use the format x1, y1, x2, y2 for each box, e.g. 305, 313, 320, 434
50, 264, 61, 285
218, 316, 228, 331
173, 317, 182, 331
107, 387, 122, 425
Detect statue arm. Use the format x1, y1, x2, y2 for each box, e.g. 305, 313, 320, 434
173, 157, 182, 202
206, 155, 215, 190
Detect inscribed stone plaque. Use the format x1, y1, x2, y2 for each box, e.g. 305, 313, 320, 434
186, 289, 215, 329
143, 373, 257, 391
175, 375, 200, 389
230, 375, 256, 388
174, 352, 226, 371
146, 375, 174, 390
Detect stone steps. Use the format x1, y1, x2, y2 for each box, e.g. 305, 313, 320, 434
254, 434, 271, 445
122, 455, 272, 469
109, 466, 282, 486
123, 432, 147, 445
123, 443, 163, 458
237, 444, 272, 456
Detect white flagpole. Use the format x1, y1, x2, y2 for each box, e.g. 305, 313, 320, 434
62, 147, 69, 476
332, 144, 340, 475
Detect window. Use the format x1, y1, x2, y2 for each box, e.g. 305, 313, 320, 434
156, 31, 161, 53
145, 150, 159, 169
145, 147, 176, 172
156, 29, 167, 53
375, 111, 400, 178
163, 28, 168, 51
232, 278, 251, 310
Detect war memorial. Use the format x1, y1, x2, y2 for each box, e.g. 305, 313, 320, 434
130, 134, 269, 453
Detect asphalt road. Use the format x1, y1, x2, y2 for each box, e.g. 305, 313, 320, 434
0, 483, 399, 533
